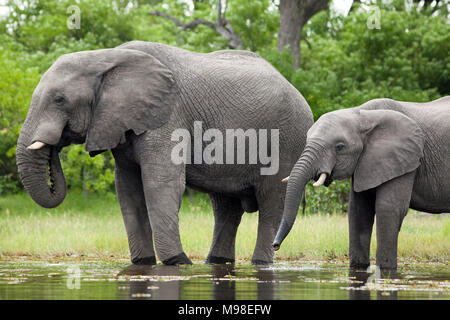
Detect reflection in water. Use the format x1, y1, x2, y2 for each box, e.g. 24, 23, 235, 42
210, 264, 237, 300
119, 264, 183, 299
0, 261, 448, 300
348, 268, 399, 300
118, 263, 277, 300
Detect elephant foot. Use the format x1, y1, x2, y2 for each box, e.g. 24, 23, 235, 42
205, 255, 235, 264
131, 256, 157, 265
251, 259, 273, 265
162, 252, 193, 265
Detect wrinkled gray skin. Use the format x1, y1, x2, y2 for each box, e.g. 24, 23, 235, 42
273, 97, 450, 270
16, 41, 313, 265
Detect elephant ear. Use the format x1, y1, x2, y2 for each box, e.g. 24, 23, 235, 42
85, 48, 177, 154
353, 109, 424, 192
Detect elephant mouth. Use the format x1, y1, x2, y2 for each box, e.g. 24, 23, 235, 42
313, 170, 334, 187
324, 169, 334, 186
324, 175, 333, 187
56, 125, 85, 151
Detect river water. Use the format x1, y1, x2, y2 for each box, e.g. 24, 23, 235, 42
0, 260, 448, 300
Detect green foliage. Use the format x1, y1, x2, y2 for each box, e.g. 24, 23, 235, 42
224, 0, 279, 51
3, 0, 136, 52
0, 0, 448, 216
136, 0, 279, 52
266, 4, 448, 120
305, 180, 351, 214
0, 41, 41, 193
60, 146, 115, 196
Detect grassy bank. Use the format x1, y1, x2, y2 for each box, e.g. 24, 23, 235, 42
0, 191, 449, 263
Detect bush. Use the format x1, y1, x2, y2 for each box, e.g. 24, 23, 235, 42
305, 180, 351, 214
60, 146, 116, 197
0, 41, 41, 194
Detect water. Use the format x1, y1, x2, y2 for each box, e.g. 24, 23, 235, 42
0, 260, 448, 300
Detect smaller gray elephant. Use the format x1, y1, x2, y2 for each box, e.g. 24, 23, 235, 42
273, 97, 450, 269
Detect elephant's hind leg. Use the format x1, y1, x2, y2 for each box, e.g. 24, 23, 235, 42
253, 182, 285, 265
113, 150, 156, 265
205, 193, 244, 264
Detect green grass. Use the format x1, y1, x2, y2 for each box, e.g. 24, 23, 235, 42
0, 191, 449, 263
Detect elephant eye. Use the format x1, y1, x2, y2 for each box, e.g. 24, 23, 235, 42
336, 142, 345, 152
54, 96, 66, 106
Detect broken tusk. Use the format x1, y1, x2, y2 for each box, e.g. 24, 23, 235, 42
313, 173, 327, 187
281, 176, 289, 183
27, 141, 46, 150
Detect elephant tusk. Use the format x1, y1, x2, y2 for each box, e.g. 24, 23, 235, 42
281, 176, 289, 183
27, 141, 47, 150
313, 173, 327, 187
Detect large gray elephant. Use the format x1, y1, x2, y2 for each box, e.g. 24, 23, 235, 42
16, 41, 313, 265
273, 97, 450, 269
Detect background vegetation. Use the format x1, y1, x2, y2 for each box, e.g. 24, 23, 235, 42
0, 0, 449, 215
1, 191, 448, 262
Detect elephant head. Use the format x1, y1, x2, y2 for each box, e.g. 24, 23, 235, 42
16, 48, 177, 208
273, 107, 424, 249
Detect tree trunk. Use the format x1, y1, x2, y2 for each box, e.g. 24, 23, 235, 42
278, 0, 329, 69
278, 0, 305, 69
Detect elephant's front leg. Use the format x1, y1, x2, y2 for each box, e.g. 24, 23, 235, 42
375, 172, 416, 270
113, 150, 156, 265
348, 184, 375, 269
206, 193, 244, 264
140, 159, 191, 265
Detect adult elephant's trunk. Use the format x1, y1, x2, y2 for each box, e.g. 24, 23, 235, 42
16, 141, 66, 209
273, 142, 324, 250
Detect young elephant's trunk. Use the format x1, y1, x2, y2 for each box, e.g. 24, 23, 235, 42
273, 143, 322, 250
16, 141, 66, 209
